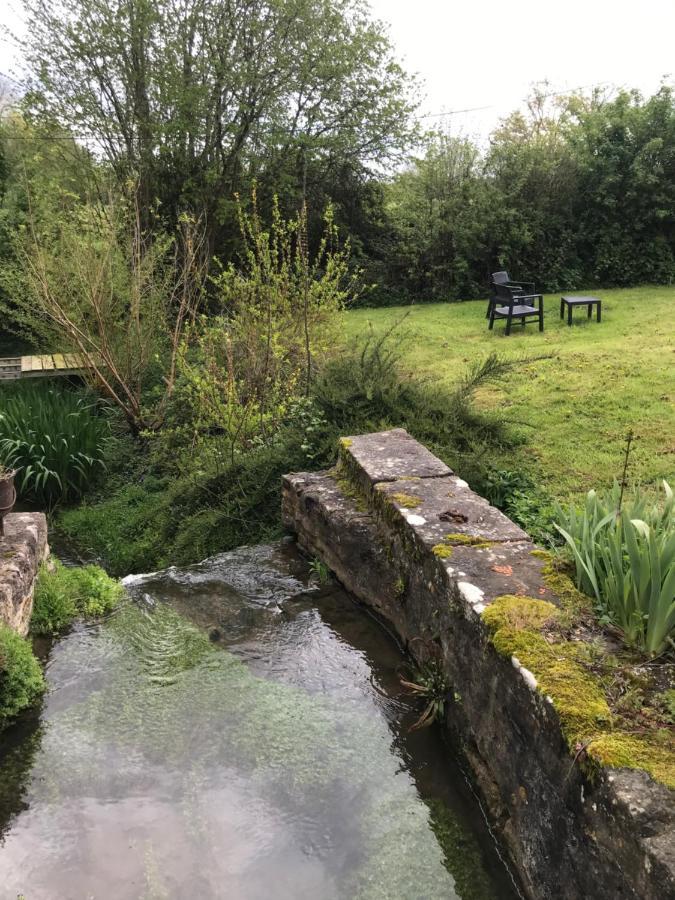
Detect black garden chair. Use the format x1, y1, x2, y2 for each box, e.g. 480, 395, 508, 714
486, 271, 536, 318
488, 282, 544, 335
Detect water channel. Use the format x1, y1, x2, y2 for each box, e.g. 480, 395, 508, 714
0, 543, 522, 899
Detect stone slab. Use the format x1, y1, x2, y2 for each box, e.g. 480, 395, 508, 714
375, 474, 528, 545
344, 428, 452, 485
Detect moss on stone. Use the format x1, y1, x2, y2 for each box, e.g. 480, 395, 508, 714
432, 544, 454, 559
443, 533, 494, 549
339, 437, 353, 449
482, 594, 675, 789
390, 492, 423, 509
588, 732, 675, 789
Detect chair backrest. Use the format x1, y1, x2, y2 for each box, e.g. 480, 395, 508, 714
494, 282, 517, 305
491, 271, 511, 285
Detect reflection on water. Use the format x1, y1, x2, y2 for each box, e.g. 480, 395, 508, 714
0, 544, 521, 899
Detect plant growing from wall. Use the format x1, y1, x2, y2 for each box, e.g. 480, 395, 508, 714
0, 624, 45, 728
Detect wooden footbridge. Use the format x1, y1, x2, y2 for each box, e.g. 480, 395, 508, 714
0, 354, 87, 381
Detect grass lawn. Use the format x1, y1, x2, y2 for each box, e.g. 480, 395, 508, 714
345, 286, 675, 504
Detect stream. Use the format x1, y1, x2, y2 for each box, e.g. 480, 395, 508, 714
0, 543, 521, 899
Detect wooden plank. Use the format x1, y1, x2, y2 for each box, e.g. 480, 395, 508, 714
41, 355, 55, 371
52, 353, 66, 370
31, 356, 43, 371
21, 356, 32, 373
64, 353, 81, 369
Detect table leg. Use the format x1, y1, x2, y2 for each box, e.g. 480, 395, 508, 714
587, 304, 592, 318
560, 298, 564, 319
597, 302, 601, 323
568, 305, 572, 326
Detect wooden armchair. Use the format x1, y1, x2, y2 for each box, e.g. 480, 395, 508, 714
488, 282, 544, 335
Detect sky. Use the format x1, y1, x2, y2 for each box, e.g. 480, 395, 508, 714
1, 0, 674, 140
368, 0, 675, 140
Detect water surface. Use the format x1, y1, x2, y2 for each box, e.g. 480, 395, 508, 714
0, 544, 521, 899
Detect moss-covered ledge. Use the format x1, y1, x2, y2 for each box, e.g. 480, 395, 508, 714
282, 428, 674, 900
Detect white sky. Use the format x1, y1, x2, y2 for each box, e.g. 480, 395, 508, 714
1, 0, 674, 140
369, 0, 675, 140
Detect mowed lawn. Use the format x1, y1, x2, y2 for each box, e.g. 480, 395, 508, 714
345, 286, 675, 503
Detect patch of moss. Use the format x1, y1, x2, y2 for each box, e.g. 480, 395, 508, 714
444, 533, 494, 549
482, 594, 675, 789
339, 437, 353, 449
588, 732, 675, 788
390, 492, 423, 509
432, 544, 454, 559
335, 474, 369, 513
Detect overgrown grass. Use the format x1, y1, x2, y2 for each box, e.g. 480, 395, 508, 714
0, 383, 109, 506
346, 286, 675, 503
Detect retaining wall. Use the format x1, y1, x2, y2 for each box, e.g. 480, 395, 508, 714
282, 429, 674, 900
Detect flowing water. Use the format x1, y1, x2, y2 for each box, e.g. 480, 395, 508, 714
0, 543, 521, 899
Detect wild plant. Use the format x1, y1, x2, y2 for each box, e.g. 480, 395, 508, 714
554, 480, 675, 655
0, 385, 109, 505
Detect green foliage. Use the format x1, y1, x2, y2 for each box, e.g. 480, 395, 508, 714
308, 558, 331, 585
0, 623, 45, 727
374, 85, 675, 302
19, 0, 418, 252
399, 662, 449, 731
175, 194, 355, 467
32, 559, 124, 635
554, 481, 675, 655
0, 384, 108, 506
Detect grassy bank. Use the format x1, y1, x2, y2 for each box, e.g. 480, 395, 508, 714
346, 286, 675, 502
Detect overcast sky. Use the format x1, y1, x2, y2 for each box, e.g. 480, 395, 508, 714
369, 0, 675, 139
1, 0, 673, 140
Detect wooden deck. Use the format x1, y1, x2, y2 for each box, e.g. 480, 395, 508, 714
0, 354, 87, 381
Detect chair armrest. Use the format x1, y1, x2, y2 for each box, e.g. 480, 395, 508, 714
517, 293, 542, 301
507, 281, 536, 292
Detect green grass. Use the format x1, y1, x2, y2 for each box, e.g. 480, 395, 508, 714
346, 286, 675, 503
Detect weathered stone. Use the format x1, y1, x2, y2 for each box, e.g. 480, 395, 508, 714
283, 429, 675, 900
0, 512, 48, 635
343, 428, 452, 488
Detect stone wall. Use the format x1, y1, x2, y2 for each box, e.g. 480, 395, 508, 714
0, 513, 48, 635
282, 429, 674, 900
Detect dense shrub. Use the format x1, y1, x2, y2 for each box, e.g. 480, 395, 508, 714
57, 329, 531, 574
0, 624, 45, 727
31, 559, 124, 635
0, 384, 109, 506
555, 481, 675, 655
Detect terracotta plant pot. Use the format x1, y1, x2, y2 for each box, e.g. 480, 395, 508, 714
0, 470, 17, 536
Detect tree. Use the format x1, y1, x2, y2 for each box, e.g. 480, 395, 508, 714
19, 0, 418, 249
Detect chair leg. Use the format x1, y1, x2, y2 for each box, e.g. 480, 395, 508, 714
539, 300, 544, 332
488, 307, 495, 330
505, 310, 513, 336
560, 298, 564, 319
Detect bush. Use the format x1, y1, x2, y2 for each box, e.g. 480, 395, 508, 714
0, 383, 109, 506
0, 623, 45, 727
31, 559, 124, 635
554, 481, 675, 655
58, 327, 528, 575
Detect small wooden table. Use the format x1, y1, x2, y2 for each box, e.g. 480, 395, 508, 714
560, 295, 601, 326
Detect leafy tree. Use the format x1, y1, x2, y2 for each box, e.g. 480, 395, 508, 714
19, 0, 418, 248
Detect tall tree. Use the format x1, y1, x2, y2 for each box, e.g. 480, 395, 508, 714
19, 0, 418, 246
